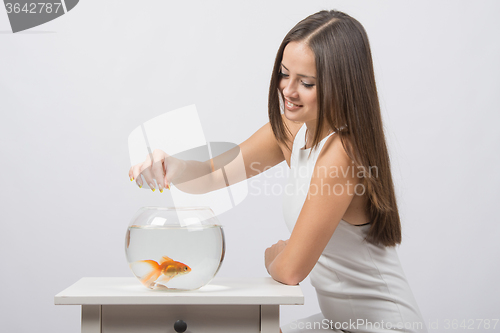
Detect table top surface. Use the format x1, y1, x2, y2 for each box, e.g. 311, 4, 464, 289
54, 277, 304, 305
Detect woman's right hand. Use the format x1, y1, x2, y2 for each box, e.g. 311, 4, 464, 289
128, 149, 186, 192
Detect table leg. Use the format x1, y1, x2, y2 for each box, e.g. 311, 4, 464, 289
82, 305, 101, 333
261, 305, 280, 333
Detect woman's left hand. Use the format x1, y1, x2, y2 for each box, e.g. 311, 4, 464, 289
265, 239, 289, 273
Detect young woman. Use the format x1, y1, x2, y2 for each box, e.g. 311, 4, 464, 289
129, 10, 427, 333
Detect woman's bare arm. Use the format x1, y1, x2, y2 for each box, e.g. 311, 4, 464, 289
131, 115, 302, 194
266, 133, 358, 285
164, 121, 287, 194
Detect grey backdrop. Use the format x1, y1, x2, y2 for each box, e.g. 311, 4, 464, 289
1, 1, 499, 332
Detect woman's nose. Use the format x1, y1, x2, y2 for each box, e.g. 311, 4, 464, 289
282, 80, 299, 99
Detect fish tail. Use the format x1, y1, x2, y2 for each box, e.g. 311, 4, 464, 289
136, 260, 162, 286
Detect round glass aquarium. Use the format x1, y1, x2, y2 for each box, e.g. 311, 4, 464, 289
125, 207, 225, 290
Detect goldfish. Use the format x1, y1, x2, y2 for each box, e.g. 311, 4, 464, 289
134, 255, 191, 288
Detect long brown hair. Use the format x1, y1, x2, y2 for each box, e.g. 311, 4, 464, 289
268, 10, 401, 246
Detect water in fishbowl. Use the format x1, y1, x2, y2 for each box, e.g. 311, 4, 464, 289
125, 225, 225, 290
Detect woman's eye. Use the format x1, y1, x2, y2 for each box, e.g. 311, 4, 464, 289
279, 70, 314, 88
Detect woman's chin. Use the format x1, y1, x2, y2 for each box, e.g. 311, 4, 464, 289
283, 110, 302, 122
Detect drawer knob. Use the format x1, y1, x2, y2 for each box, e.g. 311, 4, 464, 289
174, 319, 187, 332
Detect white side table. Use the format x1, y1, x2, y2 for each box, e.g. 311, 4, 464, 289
55, 277, 304, 333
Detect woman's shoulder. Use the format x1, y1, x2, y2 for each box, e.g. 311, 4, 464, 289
317, 132, 353, 172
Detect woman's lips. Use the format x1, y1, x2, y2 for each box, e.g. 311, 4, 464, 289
285, 99, 303, 111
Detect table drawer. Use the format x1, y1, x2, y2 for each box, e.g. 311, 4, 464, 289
101, 304, 260, 333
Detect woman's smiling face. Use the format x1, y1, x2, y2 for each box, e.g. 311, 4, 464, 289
279, 41, 318, 123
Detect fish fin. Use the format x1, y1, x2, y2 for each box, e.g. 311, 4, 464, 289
155, 274, 174, 287
135, 260, 162, 287
159, 256, 173, 265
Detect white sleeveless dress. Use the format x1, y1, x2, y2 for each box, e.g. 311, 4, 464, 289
281, 124, 427, 333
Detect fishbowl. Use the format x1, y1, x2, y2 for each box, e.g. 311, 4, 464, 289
125, 207, 225, 290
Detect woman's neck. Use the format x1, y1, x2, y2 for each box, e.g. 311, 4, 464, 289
304, 120, 333, 149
